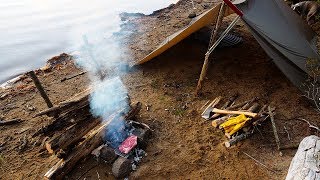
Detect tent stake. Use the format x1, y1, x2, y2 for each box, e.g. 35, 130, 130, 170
196, 12, 240, 95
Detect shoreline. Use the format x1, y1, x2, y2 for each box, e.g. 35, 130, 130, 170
0, 0, 180, 87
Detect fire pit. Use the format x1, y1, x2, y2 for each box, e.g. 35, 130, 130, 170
93, 118, 151, 178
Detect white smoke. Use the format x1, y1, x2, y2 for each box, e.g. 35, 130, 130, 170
89, 77, 129, 119
74, 32, 130, 120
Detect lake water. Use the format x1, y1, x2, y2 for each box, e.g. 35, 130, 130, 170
0, 0, 178, 83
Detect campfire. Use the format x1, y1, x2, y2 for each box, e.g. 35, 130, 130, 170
32, 78, 151, 179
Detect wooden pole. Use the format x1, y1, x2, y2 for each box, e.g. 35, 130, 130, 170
269, 106, 281, 150
28, 71, 53, 108
195, 3, 226, 95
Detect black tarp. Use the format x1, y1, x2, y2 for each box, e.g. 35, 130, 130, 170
235, 0, 320, 90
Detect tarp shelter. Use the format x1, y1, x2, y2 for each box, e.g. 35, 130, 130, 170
134, 0, 320, 93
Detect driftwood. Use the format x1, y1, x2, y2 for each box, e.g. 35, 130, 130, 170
45, 118, 101, 154
0, 118, 22, 126
44, 113, 119, 180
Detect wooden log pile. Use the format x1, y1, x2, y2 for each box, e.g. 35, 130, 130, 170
202, 95, 274, 147
32, 88, 146, 179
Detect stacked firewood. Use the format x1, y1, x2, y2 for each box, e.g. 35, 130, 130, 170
201, 95, 274, 147
32, 89, 144, 179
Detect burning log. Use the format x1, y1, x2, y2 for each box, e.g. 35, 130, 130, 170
112, 157, 132, 178
45, 118, 101, 154
44, 113, 119, 180
100, 145, 118, 164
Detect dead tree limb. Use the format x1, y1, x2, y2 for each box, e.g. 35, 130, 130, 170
268, 106, 281, 150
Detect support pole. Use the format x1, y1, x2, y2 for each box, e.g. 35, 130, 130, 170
195, 12, 240, 95
195, 3, 226, 95
28, 71, 53, 108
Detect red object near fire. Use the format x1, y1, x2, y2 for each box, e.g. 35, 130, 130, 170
118, 135, 138, 154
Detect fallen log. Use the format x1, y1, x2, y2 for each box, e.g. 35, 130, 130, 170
44, 113, 119, 180
212, 108, 258, 118
0, 118, 23, 126
45, 118, 101, 154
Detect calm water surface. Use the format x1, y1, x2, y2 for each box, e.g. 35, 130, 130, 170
0, 0, 178, 83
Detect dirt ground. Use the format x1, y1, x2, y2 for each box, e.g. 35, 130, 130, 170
1, 0, 320, 179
